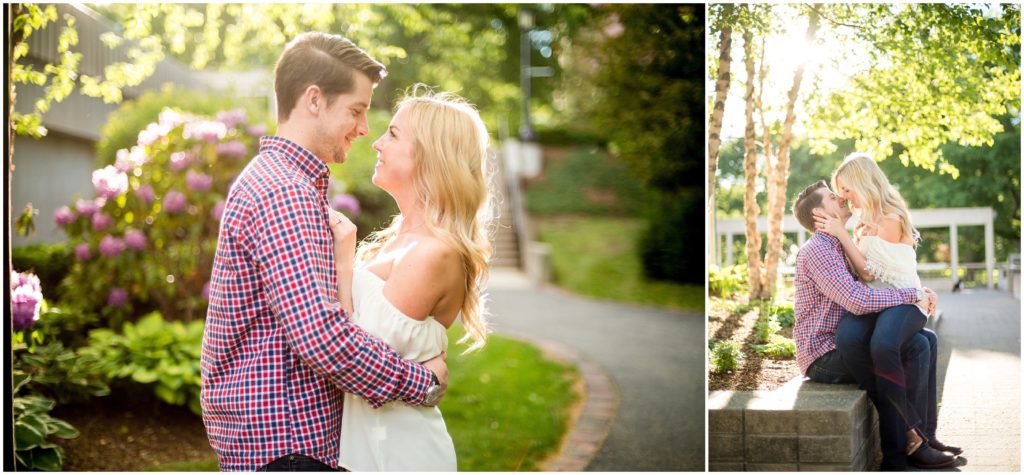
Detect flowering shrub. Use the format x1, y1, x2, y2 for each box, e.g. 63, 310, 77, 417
54, 105, 363, 327
55, 107, 262, 324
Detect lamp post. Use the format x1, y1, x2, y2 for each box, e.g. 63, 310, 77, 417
518, 7, 535, 141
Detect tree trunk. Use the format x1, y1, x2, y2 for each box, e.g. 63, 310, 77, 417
763, 5, 821, 298
707, 8, 733, 270
742, 29, 764, 299
707, 8, 733, 208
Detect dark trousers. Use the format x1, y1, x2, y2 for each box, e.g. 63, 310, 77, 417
258, 454, 341, 472
836, 305, 934, 471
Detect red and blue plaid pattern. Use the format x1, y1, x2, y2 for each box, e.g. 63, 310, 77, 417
201, 136, 433, 471
793, 231, 918, 374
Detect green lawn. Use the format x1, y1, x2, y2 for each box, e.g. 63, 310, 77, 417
147, 326, 579, 471
536, 216, 705, 312
444, 325, 579, 470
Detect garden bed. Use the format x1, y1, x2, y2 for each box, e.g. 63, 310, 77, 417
53, 383, 216, 471
707, 294, 801, 392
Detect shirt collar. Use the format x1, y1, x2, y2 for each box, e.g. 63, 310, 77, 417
259, 135, 330, 196
812, 230, 841, 247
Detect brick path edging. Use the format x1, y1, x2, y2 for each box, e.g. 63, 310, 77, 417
496, 330, 620, 471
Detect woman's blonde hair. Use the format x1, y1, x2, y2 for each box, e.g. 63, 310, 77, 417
356, 86, 494, 352
831, 153, 918, 246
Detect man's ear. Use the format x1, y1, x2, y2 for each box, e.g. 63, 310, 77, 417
303, 85, 322, 116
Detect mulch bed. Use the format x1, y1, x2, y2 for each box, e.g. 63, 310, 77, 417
51, 383, 217, 471
707, 296, 802, 392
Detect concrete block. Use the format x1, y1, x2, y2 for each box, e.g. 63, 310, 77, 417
709, 433, 744, 461
709, 407, 743, 434
746, 435, 799, 463
799, 435, 858, 463
746, 410, 798, 434
797, 409, 855, 436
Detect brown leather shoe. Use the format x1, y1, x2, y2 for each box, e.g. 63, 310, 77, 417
929, 438, 963, 456
909, 443, 957, 469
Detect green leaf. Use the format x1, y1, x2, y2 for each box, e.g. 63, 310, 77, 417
29, 446, 63, 471
45, 418, 79, 439
15, 419, 46, 451
132, 367, 158, 383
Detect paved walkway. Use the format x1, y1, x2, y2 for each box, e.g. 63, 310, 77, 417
929, 289, 1020, 472
485, 269, 705, 471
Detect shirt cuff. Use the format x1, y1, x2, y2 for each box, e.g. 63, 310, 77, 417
394, 359, 434, 406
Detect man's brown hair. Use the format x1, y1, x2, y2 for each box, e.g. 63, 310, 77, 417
274, 32, 387, 121
792, 180, 829, 233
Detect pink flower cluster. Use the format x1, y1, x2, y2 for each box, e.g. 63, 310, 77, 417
332, 193, 361, 216
11, 271, 43, 331
186, 170, 213, 192
164, 191, 188, 214
55, 206, 75, 226
183, 120, 228, 143
216, 140, 247, 158
99, 235, 127, 258
217, 109, 248, 129
92, 165, 129, 200
115, 146, 150, 172
107, 288, 128, 308
170, 151, 197, 172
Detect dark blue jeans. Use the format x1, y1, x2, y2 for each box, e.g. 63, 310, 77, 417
258, 454, 341, 472
806, 348, 858, 384
836, 305, 932, 471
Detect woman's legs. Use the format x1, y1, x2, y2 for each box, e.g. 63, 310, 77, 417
870, 304, 929, 433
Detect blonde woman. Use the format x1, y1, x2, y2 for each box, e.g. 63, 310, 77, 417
815, 153, 961, 465
326, 88, 492, 471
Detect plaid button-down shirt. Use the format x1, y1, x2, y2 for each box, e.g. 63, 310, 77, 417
793, 231, 918, 375
201, 136, 433, 471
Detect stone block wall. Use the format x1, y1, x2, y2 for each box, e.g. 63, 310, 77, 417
709, 380, 880, 471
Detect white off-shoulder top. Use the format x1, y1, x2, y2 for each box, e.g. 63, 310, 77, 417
337, 267, 456, 472
857, 235, 922, 289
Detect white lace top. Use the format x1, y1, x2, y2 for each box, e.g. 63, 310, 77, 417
337, 267, 456, 471
857, 235, 922, 289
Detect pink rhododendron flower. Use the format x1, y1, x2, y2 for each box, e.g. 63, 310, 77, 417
217, 109, 247, 129
183, 120, 227, 143
92, 212, 114, 232
124, 229, 147, 251
212, 200, 226, 221
99, 235, 127, 258
136, 185, 155, 205
246, 124, 267, 137
158, 108, 189, 129
75, 243, 92, 261
116, 146, 150, 172
169, 151, 196, 172
107, 288, 128, 308
76, 199, 100, 217
54, 206, 75, 226
332, 194, 361, 216
216, 140, 247, 158
186, 170, 213, 192
11, 286, 42, 332
92, 165, 129, 200
163, 191, 187, 214
11, 271, 43, 331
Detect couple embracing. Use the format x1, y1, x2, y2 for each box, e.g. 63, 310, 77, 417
792, 154, 963, 470
200, 32, 492, 471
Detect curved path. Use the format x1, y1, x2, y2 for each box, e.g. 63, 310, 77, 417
486, 269, 705, 471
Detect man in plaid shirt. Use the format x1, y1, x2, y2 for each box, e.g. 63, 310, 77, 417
201, 33, 446, 471
791, 180, 956, 470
